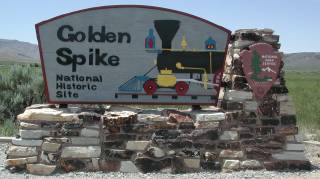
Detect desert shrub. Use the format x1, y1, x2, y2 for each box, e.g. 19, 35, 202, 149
0, 64, 44, 121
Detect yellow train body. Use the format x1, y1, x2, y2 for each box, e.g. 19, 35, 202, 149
156, 69, 176, 87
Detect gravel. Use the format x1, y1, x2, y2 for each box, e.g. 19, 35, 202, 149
0, 142, 320, 179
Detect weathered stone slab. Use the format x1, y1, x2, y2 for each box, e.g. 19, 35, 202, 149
70, 137, 100, 145
262, 34, 279, 43
223, 90, 252, 101
222, 159, 240, 171
42, 142, 61, 152
26, 164, 56, 175
19, 130, 51, 139
219, 131, 239, 140
12, 138, 43, 147
285, 143, 305, 151
44, 137, 69, 143
195, 112, 225, 122
6, 146, 38, 157
99, 159, 120, 172
19, 122, 41, 130
184, 158, 200, 169
26, 104, 56, 109
219, 150, 244, 159
240, 160, 263, 170
233, 40, 255, 49
146, 147, 165, 158
137, 114, 167, 123
243, 101, 258, 112
120, 161, 139, 173
6, 156, 38, 166
80, 128, 99, 137
125, 141, 150, 151
17, 108, 80, 122
61, 146, 101, 158
195, 121, 220, 129
272, 151, 307, 161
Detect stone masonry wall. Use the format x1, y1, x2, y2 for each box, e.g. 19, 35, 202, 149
5, 29, 311, 175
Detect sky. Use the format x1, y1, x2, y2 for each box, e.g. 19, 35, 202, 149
0, 0, 319, 53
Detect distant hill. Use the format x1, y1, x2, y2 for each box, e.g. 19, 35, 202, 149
0, 38, 319, 71
283, 52, 320, 71
0, 39, 39, 63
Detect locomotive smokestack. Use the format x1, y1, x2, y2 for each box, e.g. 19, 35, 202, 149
154, 20, 180, 49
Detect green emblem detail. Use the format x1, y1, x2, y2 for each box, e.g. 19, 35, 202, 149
250, 50, 272, 82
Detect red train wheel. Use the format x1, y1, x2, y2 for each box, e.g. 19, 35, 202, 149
143, 80, 157, 95
175, 81, 189, 96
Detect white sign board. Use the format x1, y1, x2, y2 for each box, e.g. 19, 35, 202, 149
36, 5, 231, 105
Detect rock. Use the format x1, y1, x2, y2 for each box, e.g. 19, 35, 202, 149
105, 149, 134, 160
240, 160, 263, 170
204, 151, 218, 161
19, 122, 41, 129
191, 129, 219, 140
147, 147, 165, 158
262, 34, 279, 43
61, 146, 101, 158
233, 40, 255, 49
6, 146, 38, 157
80, 128, 99, 137
78, 111, 101, 122
60, 159, 86, 172
120, 161, 139, 173
272, 151, 307, 161
168, 111, 193, 123
223, 90, 253, 101
99, 159, 120, 172
245, 147, 271, 160
70, 137, 100, 145
285, 143, 305, 151
6, 156, 38, 166
195, 121, 220, 129
219, 131, 239, 140
125, 141, 150, 151
137, 114, 167, 123
85, 123, 100, 129
42, 142, 61, 152
17, 108, 80, 122
243, 101, 258, 112
26, 164, 56, 175
277, 126, 298, 135
219, 150, 244, 159
184, 158, 200, 169
12, 138, 43, 147
195, 112, 225, 122
134, 156, 172, 173
280, 115, 297, 125
19, 130, 51, 139
222, 159, 240, 171
44, 137, 69, 143
103, 111, 137, 127
221, 100, 243, 110
26, 104, 56, 109
91, 158, 100, 171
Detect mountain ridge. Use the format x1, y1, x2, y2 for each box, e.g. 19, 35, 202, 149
0, 39, 319, 71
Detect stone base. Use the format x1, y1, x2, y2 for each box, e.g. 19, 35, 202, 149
4, 104, 310, 175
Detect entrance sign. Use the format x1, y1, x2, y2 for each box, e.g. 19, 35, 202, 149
240, 43, 281, 100
36, 5, 231, 104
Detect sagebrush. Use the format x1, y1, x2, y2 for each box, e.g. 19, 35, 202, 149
0, 65, 44, 121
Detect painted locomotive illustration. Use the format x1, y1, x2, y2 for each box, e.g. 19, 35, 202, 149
118, 20, 226, 97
